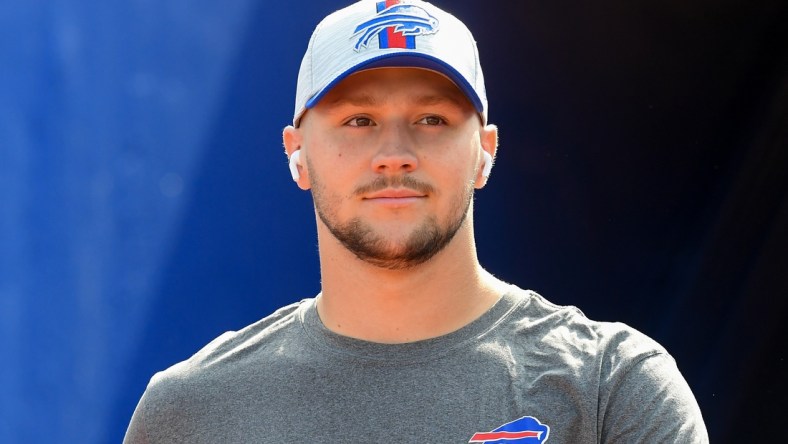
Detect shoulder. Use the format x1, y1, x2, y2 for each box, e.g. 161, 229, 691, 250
124, 299, 314, 442
144, 298, 311, 403
508, 288, 666, 364
503, 287, 684, 393
506, 288, 708, 442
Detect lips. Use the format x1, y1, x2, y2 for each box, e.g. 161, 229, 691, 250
363, 188, 426, 199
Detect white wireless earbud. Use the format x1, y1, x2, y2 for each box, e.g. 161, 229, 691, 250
481, 150, 493, 178
288, 150, 302, 182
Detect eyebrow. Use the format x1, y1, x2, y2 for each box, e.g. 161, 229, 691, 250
414, 94, 465, 108
322, 94, 379, 109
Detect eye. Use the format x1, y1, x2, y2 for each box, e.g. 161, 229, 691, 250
345, 116, 376, 127
416, 115, 446, 126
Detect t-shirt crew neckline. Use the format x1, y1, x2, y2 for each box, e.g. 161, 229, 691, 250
298, 286, 528, 365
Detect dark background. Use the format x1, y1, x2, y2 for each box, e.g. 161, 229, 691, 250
1, 1, 785, 442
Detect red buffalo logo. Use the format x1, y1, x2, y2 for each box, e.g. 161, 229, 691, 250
469, 416, 550, 443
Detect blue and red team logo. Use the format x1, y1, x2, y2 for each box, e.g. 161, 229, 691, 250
353, 0, 439, 51
469, 416, 550, 443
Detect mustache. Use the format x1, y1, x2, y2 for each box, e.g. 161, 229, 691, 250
353, 175, 435, 196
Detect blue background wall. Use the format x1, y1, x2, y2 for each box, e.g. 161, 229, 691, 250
1, 1, 786, 442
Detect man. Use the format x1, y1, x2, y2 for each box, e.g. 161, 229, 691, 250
124, 1, 708, 442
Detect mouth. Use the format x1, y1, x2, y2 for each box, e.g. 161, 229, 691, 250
362, 188, 427, 207
364, 188, 426, 199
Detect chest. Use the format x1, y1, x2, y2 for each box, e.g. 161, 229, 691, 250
179, 347, 601, 443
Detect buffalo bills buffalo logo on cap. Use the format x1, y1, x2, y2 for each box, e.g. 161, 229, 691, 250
469, 416, 550, 443
353, 0, 439, 51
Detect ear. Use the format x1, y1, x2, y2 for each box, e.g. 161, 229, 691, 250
282, 125, 311, 190
474, 124, 499, 189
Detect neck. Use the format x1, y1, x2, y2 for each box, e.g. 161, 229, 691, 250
315, 218, 508, 343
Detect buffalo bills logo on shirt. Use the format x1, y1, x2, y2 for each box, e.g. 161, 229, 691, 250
469, 416, 550, 443
353, 0, 439, 51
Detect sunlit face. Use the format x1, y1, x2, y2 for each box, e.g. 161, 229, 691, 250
292, 68, 495, 270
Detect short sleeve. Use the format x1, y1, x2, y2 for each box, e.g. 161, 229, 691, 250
599, 352, 709, 443
123, 390, 151, 444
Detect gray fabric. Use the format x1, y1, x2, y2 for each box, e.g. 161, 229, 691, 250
124, 286, 708, 443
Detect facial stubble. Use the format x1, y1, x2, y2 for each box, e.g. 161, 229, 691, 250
310, 168, 475, 271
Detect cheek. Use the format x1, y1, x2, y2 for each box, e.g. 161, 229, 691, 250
308, 144, 365, 198
323, 134, 368, 166
309, 137, 351, 166
431, 139, 479, 180
429, 156, 477, 203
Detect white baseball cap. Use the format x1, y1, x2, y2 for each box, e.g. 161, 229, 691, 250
293, 0, 488, 126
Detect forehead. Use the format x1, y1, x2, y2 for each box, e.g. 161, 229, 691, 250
316, 67, 472, 110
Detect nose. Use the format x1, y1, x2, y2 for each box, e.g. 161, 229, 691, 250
371, 124, 418, 174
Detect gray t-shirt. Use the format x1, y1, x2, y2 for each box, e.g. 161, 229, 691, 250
124, 287, 708, 443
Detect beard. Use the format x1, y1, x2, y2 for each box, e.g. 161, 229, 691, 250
310, 171, 474, 271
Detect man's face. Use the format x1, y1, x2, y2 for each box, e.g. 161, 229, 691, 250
292, 67, 496, 270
